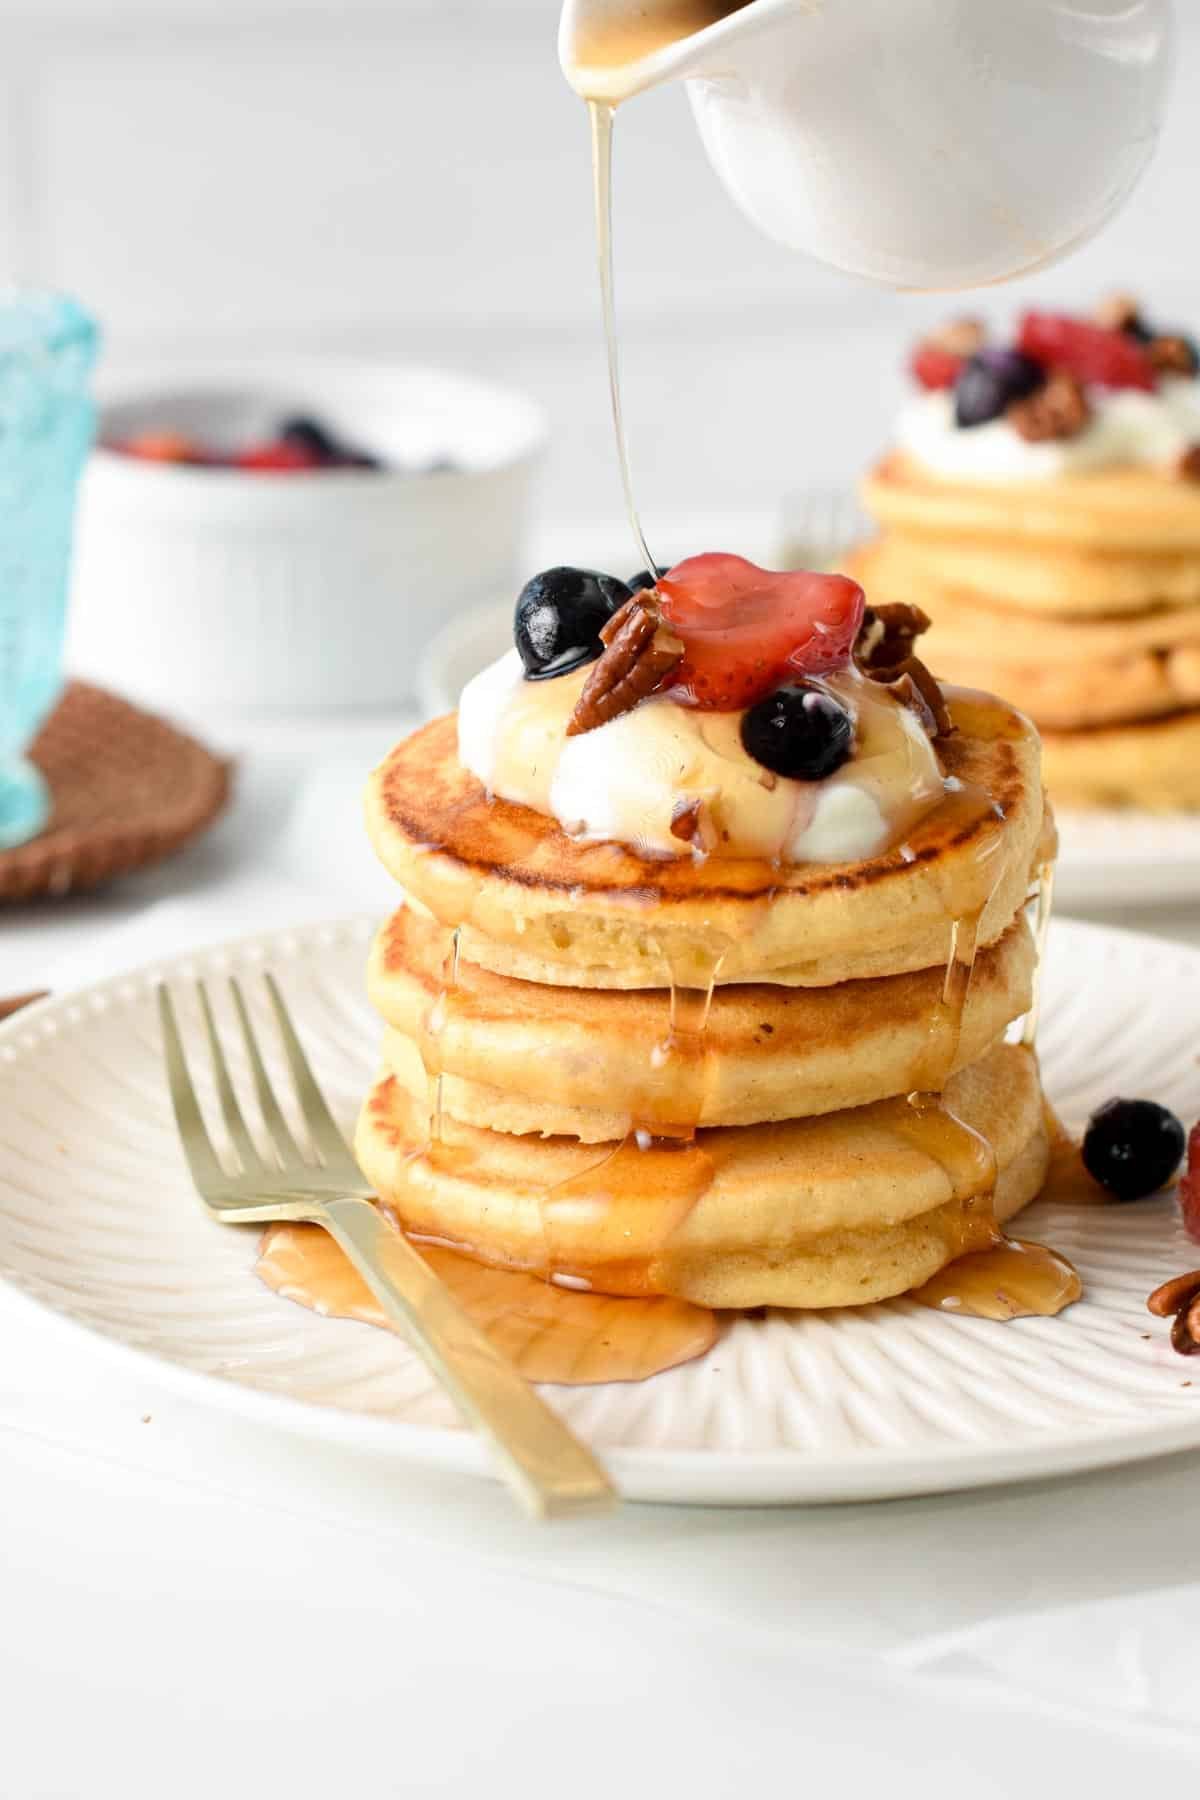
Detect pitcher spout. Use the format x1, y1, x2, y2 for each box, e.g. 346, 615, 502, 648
558, 0, 806, 106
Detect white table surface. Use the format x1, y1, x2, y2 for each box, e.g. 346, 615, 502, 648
5, 703, 1200, 1799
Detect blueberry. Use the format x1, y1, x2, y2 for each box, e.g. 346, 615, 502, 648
279, 416, 341, 461
954, 349, 1045, 429
627, 565, 671, 594
1081, 1097, 1185, 1201
739, 683, 853, 781
514, 567, 631, 681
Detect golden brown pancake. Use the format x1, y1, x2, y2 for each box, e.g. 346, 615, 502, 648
1040, 708, 1200, 809
371, 903, 1035, 1133
852, 528, 1200, 618
355, 1041, 1048, 1309
365, 693, 1046, 990
864, 451, 1200, 557
854, 447, 1200, 801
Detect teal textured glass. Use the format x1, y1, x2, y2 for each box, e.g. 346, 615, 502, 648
0, 293, 98, 850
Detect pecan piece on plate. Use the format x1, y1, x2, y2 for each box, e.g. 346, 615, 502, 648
1007, 372, 1091, 443
567, 596, 684, 737
1147, 1269, 1200, 1356
1177, 444, 1200, 483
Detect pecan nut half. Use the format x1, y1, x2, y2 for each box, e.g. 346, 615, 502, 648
854, 603, 951, 739
1177, 444, 1200, 483
856, 602, 933, 675
567, 596, 684, 737
1008, 372, 1091, 443
1148, 334, 1199, 378
1147, 1268, 1200, 1356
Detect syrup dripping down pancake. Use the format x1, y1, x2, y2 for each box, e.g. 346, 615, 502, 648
354, 1041, 1048, 1310
370, 904, 1036, 1136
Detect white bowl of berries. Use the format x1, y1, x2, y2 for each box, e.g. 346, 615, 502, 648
68, 361, 547, 712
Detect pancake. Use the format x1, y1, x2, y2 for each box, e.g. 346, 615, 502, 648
915, 646, 1200, 733
370, 903, 1036, 1134
1040, 708, 1200, 809
851, 529, 1200, 618
864, 451, 1200, 558
355, 1040, 1048, 1308
365, 692, 1046, 990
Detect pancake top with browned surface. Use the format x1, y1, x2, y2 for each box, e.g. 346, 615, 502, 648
365, 692, 1046, 988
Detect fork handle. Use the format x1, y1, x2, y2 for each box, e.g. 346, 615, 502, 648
317, 1197, 618, 1520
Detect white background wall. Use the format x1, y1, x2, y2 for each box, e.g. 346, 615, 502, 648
1, 0, 1197, 542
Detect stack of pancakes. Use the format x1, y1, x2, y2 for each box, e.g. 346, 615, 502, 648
357, 693, 1054, 1310
856, 457, 1200, 809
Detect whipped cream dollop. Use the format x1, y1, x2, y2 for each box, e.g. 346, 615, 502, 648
457, 649, 946, 864
897, 377, 1200, 482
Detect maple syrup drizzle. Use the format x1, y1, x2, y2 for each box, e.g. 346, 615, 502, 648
423, 924, 461, 1145
1022, 859, 1055, 1050
538, 940, 726, 1291
590, 100, 656, 574
909, 905, 985, 1095
898, 774, 1006, 1229
911, 1238, 1081, 1320
570, 0, 753, 74
256, 1223, 718, 1384
890, 769, 1080, 1317
1037, 1107, 1107, 1206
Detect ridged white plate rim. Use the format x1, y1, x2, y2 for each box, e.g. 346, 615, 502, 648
2, 914, 1200, 1508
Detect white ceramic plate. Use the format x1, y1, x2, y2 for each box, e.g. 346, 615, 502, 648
417, 599, 1200, 914
1, 916, 1198, 1506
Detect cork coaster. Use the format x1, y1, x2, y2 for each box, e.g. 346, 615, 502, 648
0, 683, 231, 903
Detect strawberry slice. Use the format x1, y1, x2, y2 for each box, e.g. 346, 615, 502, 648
1180, 1121, 1200, 1244
235, 440, 323, 472
117, 430, 207, 464
655, 553, 864, 711
910, 343, 963, 391
1018, 312, 1156, 391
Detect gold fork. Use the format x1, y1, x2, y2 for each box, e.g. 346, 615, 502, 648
157, 974, 618, 1520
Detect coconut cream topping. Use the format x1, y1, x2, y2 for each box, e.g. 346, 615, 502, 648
898, 377, 1200, 484
457, 648, 946, 864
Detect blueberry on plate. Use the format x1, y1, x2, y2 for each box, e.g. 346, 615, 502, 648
279, 416, 341, 461
514, 567, 631, 681
627, 565, 671, 594
954, 349, 1045, 429
1081, 1097, 1185, 1201
739, 683, 853, 781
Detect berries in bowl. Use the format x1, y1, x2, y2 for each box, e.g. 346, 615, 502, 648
110, 413, 404, 475
70, 363, 546, 711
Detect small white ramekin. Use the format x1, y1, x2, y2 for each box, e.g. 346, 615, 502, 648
68, 361, 546, 712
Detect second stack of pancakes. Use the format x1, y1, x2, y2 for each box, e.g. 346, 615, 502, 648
854, 301, 1200, 809
357, 682, 1054, 1312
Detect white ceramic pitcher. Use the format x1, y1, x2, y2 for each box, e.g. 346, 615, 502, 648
559, 0, 1174, 290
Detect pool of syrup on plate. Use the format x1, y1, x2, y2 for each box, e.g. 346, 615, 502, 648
259, 0, 1084, 1370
